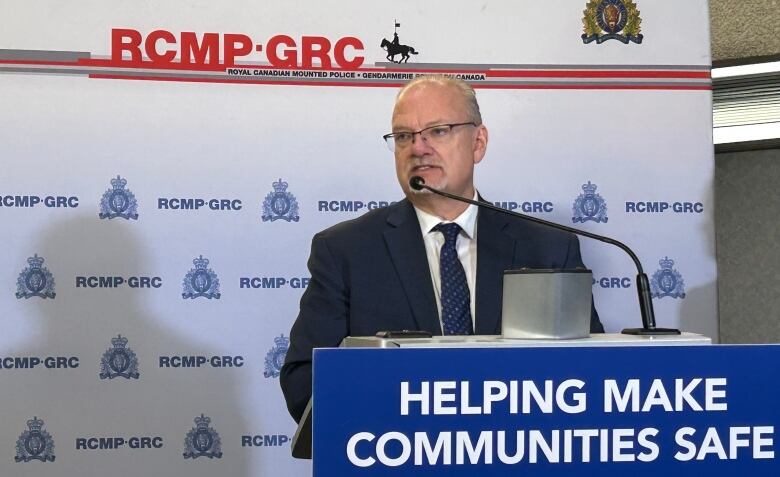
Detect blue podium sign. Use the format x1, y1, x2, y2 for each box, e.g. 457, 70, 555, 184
313, 345, 779, 476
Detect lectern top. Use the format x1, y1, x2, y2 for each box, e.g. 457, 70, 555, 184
341, 332, 710, 349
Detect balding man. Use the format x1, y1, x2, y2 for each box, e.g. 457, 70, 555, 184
281, 75, 603, 423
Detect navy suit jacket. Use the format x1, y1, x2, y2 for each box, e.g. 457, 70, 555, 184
280, 198, 603, 422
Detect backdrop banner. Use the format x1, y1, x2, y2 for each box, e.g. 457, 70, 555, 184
0, 1, 714, 476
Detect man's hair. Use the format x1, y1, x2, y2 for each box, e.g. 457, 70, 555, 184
396, 75, 483, 125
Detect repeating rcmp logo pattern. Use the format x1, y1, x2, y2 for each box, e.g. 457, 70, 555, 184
15, 417, 55, 463
572, 181, 608, 223
182, 255, 221, 299
99, 175, 139, 220
261, 179, 300, 222
99, 335, 140, 380
651, 256, 687, 299
15, 254, 56, 299
263, 334, 290, 378
183, 414, 223, 459
582, 0, 643, 44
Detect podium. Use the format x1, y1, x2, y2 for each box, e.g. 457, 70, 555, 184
300, 333, 780, 476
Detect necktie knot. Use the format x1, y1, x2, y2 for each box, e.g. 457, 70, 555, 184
434, 222, 461, 246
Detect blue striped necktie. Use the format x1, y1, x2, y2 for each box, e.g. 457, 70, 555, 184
434, 222, 473, 335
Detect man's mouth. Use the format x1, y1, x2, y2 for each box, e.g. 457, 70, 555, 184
412, 165, 438, 172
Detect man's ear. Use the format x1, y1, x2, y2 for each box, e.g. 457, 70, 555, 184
473, 125, 488, 165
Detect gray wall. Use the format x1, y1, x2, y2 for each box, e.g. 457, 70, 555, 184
716, 147, 780, 342
711, 0, 780, 61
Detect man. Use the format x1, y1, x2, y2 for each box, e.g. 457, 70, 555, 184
281, 75, 603, 423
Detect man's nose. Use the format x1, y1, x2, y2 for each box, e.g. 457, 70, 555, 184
410, 132, 432, 155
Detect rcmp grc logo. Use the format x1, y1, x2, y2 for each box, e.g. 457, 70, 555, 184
99, 334, 140, 379
572, 181, 608, 223
183, 414, 223, 459
651, 256, 686, 299
263, 334, 290, 378
582, 0, 643, 44
16, 254, 56, 299
262, 179, 300, 222
182, 255, 221, 299
15, 417, 55, 462
99, 175, 139, 220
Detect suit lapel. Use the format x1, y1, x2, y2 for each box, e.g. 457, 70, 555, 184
475, 206, 516, 335
383, 200, 442, 335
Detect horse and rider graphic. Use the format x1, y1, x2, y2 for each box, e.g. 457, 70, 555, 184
380, 24, 419, 63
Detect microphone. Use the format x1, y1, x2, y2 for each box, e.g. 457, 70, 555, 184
409, 176, 680, 336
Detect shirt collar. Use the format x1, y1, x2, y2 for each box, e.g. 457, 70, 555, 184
413, 190, 479, 240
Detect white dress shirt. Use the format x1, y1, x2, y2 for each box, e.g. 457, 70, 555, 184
413, 192, 479, 333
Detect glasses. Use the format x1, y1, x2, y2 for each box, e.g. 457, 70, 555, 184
383, 122, 477, 152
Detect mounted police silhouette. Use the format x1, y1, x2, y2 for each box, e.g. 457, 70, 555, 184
380, 31, 418, 63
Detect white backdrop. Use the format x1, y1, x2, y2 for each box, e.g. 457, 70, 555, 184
0, 1, 714, 476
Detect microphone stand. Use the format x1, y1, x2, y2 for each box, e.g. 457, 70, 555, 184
410, 176, 680, 336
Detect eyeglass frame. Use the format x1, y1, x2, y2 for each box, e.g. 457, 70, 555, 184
382, 122, 477, 152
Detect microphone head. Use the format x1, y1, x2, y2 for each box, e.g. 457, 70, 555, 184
409, 176, 426, 191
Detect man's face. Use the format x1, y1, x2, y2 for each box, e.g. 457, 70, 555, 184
391, 83, 487, 200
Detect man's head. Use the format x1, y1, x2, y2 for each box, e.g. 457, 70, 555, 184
390, 75, 488, 211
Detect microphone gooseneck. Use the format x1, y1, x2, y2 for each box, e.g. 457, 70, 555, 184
408, 176, 680, 336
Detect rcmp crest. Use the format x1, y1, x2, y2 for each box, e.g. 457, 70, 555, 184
99, 334, 140, 379
582, 0, 644, 44
183, 414, 222, 459
99, 175, 139, 220
261, 179, 300, 222
263, 334, 290, 378
572, 181, 608, 223
182, 255, 221, 299
582, 0, 643, 44
651, 256, 686, 299
16, 254, 56, 299
15, 417, 55, 463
